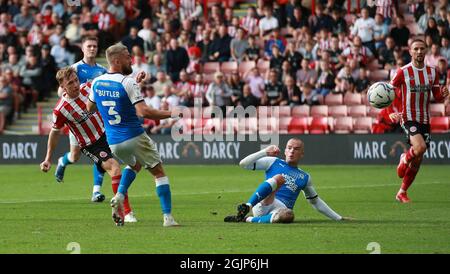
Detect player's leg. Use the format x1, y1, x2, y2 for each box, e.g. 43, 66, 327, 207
246, 200, 293, 224
237, 174, 286, 221
134, 133, 179, 227
396, 130, 428, 203
55, 132, 80, 182
397, 122, 427, 178
91, 164, 106, 202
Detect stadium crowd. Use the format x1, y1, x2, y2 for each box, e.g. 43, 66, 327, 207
0, 0, 449, 134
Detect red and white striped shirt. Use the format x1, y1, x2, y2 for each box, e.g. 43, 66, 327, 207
240, 16, 259, 35
376, 0, 394, 19
52, 83, 105, 148
93, 12, 116, 30
390, 63, 445, 124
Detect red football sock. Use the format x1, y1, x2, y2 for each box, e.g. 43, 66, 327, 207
404, 147, 416, 163
400, 165, 419, 192
112, 175, 132, 215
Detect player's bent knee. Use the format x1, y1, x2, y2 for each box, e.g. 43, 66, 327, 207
104, 159, 121, 177
272, 209, 295, 224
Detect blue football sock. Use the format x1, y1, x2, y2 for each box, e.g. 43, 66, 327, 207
155, 177, 172, 214
61, 152, 73, 166
248, 181, 275, 207
117, 167, 137, 195
249, 214, 273, 223
93, 164, 105, 187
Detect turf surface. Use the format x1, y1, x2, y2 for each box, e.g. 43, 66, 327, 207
0, 165, 449, 254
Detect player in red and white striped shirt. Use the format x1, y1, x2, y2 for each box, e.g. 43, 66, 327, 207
390, 39, 449, 203
40, 67, 134, 225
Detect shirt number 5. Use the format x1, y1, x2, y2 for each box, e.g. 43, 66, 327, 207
102, 101, 121, 125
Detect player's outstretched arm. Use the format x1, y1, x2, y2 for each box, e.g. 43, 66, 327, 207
134, 101, 174, 120
303, 178, 346, 221
239, 145, 279, 170
40, 129, 61, 172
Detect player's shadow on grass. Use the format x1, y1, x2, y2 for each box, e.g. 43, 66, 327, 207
293, 219, 449, 225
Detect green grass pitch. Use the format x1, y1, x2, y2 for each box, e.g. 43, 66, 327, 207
0, 164, 449, 254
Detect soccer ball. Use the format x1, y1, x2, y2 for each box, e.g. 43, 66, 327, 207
367, 82, 395, 109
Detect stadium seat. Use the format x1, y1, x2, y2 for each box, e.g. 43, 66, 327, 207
308, 117, 329, 134
324, 94, 343, 106
333, 117, 353, 134
278, 117, 292, 134
203, 73, 215, 84
343, 93, 362, 106
310, 105, 329, 117
348, 105, 367, 117
430, 117, 450, 133
220, 61, 238, 75
259, 117, 279, 134
429, 103, 445, 117
288, 117, 309, 134
369, 70, 389, 82
328, 105, 348, 117
446, 104, 450, 116
291, 105, 310, 117
203, 62, 220, 74
238, 61, 256, 77
367, 106, 382, 118
353, 117, 373, 134
278, 106, 291, 117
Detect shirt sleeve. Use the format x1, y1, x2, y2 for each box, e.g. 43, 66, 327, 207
122, 77, 144, 105
302, 176, 318, 200
52, 110, 67, 130
390, 68, 403, 89
88, 82, 96, 103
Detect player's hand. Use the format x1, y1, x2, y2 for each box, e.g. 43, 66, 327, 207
40, 161, 51, 172
265, 145, 280, 156
441, 86, 449, 98
389, 112, 401, 123
135, 71, 147, 84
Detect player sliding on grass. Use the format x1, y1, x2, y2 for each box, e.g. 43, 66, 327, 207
224, 138, 351, 224
40, 67, 135, 225
87, 43, 180, 227
390, 39, 449, 203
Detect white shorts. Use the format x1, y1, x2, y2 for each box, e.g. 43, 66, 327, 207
109, 133, 162, 169
69, 131, 78, 146
252, 198, 287, 217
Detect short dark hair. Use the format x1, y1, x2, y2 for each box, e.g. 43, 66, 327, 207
410, 38, 426, 47
81, 36, 98, 44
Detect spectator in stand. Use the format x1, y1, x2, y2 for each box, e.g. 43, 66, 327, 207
288, 6, 308, 34
209, 25, 232, 62
175, 70, 193, 107
241, 6, 259, 37
153, 71, 173, 97
228, 72, 244, 107
0, 75, 13, 134
122, 26, 145, 53
334, 64, 355, 94
179, 0, 203, 23
50, 37, 75, 69
244, 67, 265, 104
81, 12, 99, 38
265, 28, 286, 58
206, 71, 233, 113
230, 28, 249, 62
308, 3, 333, 35
13, 5, 33, 33
237, 84, 259, 108
280, 75, 301, 106
19, 54, 41, 108
425, 17, 440, 45
48, 24, 64, 46
314, 60, 335, 97
264, 69, 283, 106
440, 36, 450, 63
418, 4, 436, 33
166, 38, 189, 82
300, 82, 320, 106
351, 7, 376, 55
144, 85, 161, 110
330, 8, 347, 35
379, 36, 396, 69
437, 20, 450, 41
161, 85, 180, 108
150, 100, 177, 135
296, 58, 317, 88
107, 0, 126, 40
342, 36, 375, 67
93, 0, 116, 51
436, 58, 448, 87
354, 67, 370, 94
284, 41, 303, 75
259, 5, 279, 39
390, 15, 410, 50
243, 35, 260, 62
269, 44, 285, 73
40, 44, 57, 99
374, 13, 389, 51
425, 43, 443, 67
189, 73, 208, 107
65, 14, 82, 45
148, 54, 166, 82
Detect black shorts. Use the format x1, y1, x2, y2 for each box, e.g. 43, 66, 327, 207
81, 134, 114, 172
401, 121, 431, 148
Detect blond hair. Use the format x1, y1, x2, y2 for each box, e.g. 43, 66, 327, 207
106, 43, 128, 66
56, 67, 76, 86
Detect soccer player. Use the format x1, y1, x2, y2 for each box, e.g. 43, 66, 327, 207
40, 67, 135, 226
390, 38, 449, 203
54, 36, 109, 204
87, 43, 180, 227
224, 138, 351, 224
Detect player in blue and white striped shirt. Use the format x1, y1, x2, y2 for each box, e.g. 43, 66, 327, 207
225, 138, 352, 224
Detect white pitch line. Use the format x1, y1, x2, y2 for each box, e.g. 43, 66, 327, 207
0, 181, 446, 204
